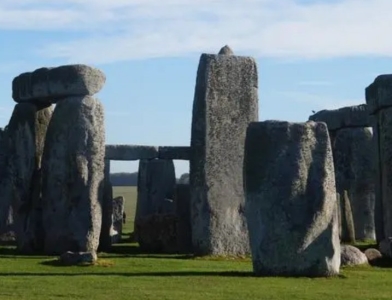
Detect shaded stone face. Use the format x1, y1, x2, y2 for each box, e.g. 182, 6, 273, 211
175, 184, 192, 253
12, 64, 106, 103
333, 127, 375, 240
41, 96, 105, 255
244, 121, 340, 277
190, 52, 258, 256
99, 159, 113, 251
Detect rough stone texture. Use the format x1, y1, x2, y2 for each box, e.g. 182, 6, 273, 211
218, 45, 234, 55
157, 146, 191, 160
175, 184, 192, 253
41, 96, 105, 255
379, 237, 392, 258
178, 173, 189, 184
59, 251, 97, 265
337, 191, 355, 243
190, 52, 258, 256
112, 196, 125, 238
0, 126, 11, 232
308, 104, 371, 131
340, 245, 368, 266
364, 248, 383, 265
365, 75, 392, 114
135, 213, 178, 253
244, 121, 340, 277
333, 128, 375, 240
12, 64, 106, 103
6, 103, 52, 253
99, 159, 113, 251
0, 206, 14, 242
105, 145, 158, 161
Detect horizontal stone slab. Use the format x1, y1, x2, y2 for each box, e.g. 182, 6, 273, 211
12, 64, 106, 103
366, 75, 392, 114
105, 145, 159, 161
308, 104, 371, 131
157, 146, 191, 160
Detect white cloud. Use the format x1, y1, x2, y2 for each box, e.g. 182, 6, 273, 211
1, 0, 392, 64
277, 91, 364, 110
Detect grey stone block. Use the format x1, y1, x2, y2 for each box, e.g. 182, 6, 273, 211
112, 196, 125, 237
308, 104, 371, 131
99, 159, 113, 251
244, 121, 340, 277
158, 146, 191, 160
366, 75, 392, 114
190, 51, 258, 256
12, 64, 106, 103
175, 184, 192, 253
105, 145, 158, 160
41, 96, 105, 255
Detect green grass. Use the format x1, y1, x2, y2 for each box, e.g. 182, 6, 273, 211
0, 186, 391, 300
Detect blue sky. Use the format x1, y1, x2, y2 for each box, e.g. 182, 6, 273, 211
1, 0, 392, 176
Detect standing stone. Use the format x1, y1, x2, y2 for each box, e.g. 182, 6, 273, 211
99, 159, 113, 251
338, 191, 356, 243
175, 184, 192, 253
366, 75, 392, 242
41, 96, 105, 254
244, 121, 340, 277
112, 196, 125, 238
5, 103, 52, 253
0, 126, 11, 232
134, 159, 176, 242
190, 47, 258, 256
333, 127, 375, 240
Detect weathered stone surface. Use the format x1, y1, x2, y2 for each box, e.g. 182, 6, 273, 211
99, 159, 113, 251
175, 184, 192, 253
12, 64, 106, 103
364, 248, 383, 265
157, 146, 190, 160
59, 251, 97, 265
0, 126, 11, 232
0, 206, 14, 242
309, 104, 371, 131
112, 196, 125, 238
379, 237, 392, 258
337, 191, 355, 243
190, 52, 258, 256
41, 96, 105, 255
244, 121, 340, 277
333, 127, 375, 240
105, 145, 158, 161
365, 75, 392, 114
340, 245, 368, 266
178, 173, 189, 184
136, 213, 178, 253
218, 45, 234, 55
6, 103, 52, 253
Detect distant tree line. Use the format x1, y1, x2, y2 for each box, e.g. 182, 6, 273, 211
110, 172, 189, 186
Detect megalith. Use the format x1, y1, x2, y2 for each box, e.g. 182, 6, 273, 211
366, 75, 392, 242
244, 121, 340, 277
134, 158, 176, 248
309, 105, 375, 241
99, 159, 113, 251
190, 46, 258, 256
39, 64, 106, 255
175, 184, 192, 253
112, 196, 125, 242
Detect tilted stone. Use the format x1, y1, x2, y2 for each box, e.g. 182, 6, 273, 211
105, 144, 158, 160
308, 104, 371, 131
41, 95, 105, 255
244, 121, 340, 277
366, 75, 392, 114
157, 146, 191, 160
190, 51, 258, 256
12, 64, 106, 103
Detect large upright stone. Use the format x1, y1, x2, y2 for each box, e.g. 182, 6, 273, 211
175, 184, 192, 253
12, 65, 106, 103
41, 96, 105, 254
190, 48, 258, 256
244, 121, 340, 277
99, 159, 113, 251
3, 103, 52, 253
333, 127, 375, 240
366, 76, 392, 242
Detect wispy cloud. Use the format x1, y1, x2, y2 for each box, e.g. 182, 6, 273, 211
1, 0, 392, 64
277, 91, 364, 110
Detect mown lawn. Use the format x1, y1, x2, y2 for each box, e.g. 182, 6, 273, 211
0, 186, 391, 300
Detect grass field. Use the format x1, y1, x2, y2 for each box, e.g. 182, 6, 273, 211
0, 186, 391, 300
